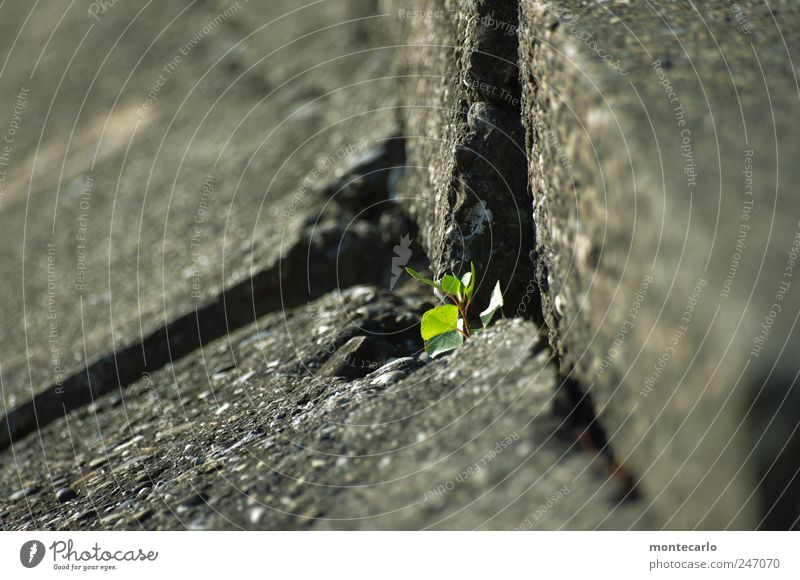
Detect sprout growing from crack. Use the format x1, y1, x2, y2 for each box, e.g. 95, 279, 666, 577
406, 262, 504, 358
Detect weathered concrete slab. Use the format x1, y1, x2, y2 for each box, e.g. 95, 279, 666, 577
519, 0, 800, 528
0, 0, 399, 409
0, 289, 648, 530
0, 136, 411, 450
3, 0, 797, 532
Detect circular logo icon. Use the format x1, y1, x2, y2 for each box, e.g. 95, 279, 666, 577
20, 540, 45, 568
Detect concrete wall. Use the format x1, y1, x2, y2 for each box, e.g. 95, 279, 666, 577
398, 0, 800, 528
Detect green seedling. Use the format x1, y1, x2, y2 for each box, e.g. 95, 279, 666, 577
406, 262, 504, 358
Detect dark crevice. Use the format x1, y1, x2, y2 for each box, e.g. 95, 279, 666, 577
554, 371, 639, 503
508, 0, 640, 502
748, 369, 800, 530
436, 0, 541, 323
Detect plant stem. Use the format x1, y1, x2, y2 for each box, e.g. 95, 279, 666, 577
446, 293, 472, 338
463, 294, 473, 337
457, 301, 472, 338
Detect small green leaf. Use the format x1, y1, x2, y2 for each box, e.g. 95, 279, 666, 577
479, 281, 504, 327
461, 262, 476, 299
469, 262, 476, 297
425, 329, 463, 358
420, 304, 459, 340
441, 274, 463, 300
406, 267, 442, 291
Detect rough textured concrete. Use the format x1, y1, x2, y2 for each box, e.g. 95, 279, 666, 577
0, 135, 409, 450
519, 0, 800, 529
0, 292, 648, 530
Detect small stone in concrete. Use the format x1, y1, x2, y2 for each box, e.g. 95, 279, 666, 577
56, 487, 77, 503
